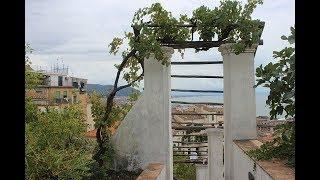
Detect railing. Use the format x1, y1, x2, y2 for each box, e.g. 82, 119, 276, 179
172, 112, 223, 116
171, 75, 223, 79
171, 101, 223, 105
172, 89, 223, 93
54, 98, 71, 104
171, 61, 223, 65
171, 60, 224, 165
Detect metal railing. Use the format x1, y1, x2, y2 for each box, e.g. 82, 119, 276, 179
171, 61, 223, 65
171, 60, 224, 165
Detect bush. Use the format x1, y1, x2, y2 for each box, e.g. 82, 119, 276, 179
249, 122, 295, 167
25, 104, 93, 179
173, 156, 196, 180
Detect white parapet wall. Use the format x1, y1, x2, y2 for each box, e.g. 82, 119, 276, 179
196, 164, 209, 180
232, 142, 272, 180
112, 47, 174, 180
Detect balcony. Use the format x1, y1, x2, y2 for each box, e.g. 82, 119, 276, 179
54, 98, 71, 104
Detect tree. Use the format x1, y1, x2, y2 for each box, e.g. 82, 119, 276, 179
95, 0, 264, 166
255, 26, 295, 119
25, 43, 42, 90
25, 43, 42, 123
90, 91, 140, 171
250, 26, 295, 167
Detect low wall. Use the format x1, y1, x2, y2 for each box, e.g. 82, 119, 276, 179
233, 140, 294, 180
196, 164, 208, 180
136, 163, 166, 180
112, 48, 173, 180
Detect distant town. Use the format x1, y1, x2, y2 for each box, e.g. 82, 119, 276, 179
26, 64, 293, 139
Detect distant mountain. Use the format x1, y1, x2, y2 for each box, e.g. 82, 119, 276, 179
87, 84, 140, 97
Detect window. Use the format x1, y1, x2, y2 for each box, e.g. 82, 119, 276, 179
55, 91, 61, 99
72, 82, 79, 88
63, 91, 67, 98
58, 76, 63, 86
80, 82, 85, 92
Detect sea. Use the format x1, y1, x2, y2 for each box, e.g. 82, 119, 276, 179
171, 92, 285, 118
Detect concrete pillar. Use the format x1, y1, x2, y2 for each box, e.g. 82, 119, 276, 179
207, 128, 224, 180
144, 47, 174, 180
218, 44, 258, 180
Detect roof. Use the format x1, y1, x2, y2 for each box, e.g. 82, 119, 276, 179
257, 133, 274, 143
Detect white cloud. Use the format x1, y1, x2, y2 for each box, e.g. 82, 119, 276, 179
26, 0, 294, 92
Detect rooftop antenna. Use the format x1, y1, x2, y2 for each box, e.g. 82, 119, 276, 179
56, 59, 59, 73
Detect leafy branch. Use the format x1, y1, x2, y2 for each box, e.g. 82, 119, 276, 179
251, 26, 295, 167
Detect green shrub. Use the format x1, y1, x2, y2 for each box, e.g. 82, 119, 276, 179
25, 104, 93, 179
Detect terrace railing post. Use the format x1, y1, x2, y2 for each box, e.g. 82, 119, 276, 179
207, 128, 224, 180
219, 44, 258, 180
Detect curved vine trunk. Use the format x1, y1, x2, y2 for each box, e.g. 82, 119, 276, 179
94, 49, 145, 166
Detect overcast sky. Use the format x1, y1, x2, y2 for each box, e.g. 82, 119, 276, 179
26, 0, 294, 92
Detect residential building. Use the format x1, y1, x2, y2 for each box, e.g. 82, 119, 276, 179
26, 66, 93, 131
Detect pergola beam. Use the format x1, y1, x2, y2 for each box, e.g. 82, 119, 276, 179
161, 39, 263, 49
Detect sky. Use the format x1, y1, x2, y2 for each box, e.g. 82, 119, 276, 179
26, 0, 295, 92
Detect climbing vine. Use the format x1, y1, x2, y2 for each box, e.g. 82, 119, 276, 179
95, 0, 264, 167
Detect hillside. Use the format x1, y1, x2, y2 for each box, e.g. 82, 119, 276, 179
87, 84, 140, 97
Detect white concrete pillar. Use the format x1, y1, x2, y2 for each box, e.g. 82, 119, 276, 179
144, 47, 174, 180
207, 128, 224, 180
218, 44, 258, 180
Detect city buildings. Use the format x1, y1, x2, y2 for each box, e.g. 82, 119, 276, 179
25, 65, 94, 131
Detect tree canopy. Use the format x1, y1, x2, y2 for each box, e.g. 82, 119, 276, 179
255, 26, 295, 119
251, 26, 295, 167
25, 43, 42, 89
25, 105, 93, 179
